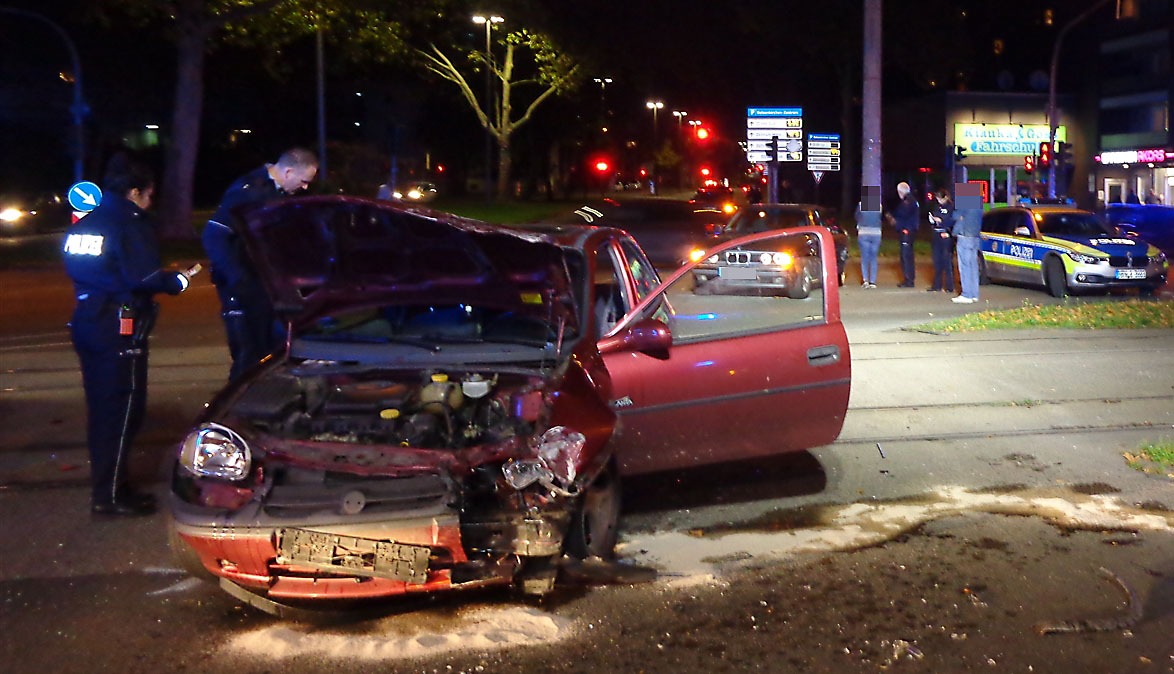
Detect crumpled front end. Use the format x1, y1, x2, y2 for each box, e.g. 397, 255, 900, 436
169, 361, 613, 605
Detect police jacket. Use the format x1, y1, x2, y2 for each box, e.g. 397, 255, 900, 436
890, 194, 920, 234
202, 165, 283, 296
62, 195, 186, 310
930, 200, 955, 235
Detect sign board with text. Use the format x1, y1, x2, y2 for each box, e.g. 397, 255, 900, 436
806, 133, 841, 172
746, 107, 803, 163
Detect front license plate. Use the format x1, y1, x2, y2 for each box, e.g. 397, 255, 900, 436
719, 266, 757, 280
277, 528, 430, 584
1116, 268, 1146, 280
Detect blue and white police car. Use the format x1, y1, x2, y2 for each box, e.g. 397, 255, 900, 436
979, 205, 1168, 297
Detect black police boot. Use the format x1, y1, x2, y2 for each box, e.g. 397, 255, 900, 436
92, 492, 157, 517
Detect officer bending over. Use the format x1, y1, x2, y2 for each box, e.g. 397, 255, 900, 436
63, 153, 196, 517
202, 147, 318, 382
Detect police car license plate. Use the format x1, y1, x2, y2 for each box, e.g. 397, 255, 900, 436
719, 266, 757, 280
1116, 268, 1146, 280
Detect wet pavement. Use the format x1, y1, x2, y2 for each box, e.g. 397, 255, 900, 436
1, 255, 1173, 673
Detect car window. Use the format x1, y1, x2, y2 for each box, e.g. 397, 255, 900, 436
728, 208, 809, 234
593, 241, 630, 338
1037, 212, 1116, 237
643, 230, 827, 343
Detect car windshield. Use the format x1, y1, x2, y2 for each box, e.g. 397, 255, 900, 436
727, 208, 808, 233
299, 303, 566, 347
1037, 212, 1116, 237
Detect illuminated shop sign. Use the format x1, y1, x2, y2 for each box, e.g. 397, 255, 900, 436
1098, 148, 1167, 164
954, 124, 1067, 156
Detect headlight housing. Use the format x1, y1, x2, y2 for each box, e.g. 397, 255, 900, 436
1065, 250, 1104, 264
0, 207, 26, 223
179, 423, 251, 480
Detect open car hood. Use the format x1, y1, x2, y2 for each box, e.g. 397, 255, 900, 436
238, 196, 578, 333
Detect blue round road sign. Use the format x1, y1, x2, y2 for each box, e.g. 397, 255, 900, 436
68, 181, 102, 212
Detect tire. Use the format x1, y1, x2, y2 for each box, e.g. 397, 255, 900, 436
787, 268, 813, 300
564, 461, 621, 560
1044, 257, 1068, 298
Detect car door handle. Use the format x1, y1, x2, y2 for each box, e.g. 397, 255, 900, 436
807, 345, 841, 367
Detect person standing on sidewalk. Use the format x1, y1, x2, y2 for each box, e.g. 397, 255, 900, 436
62, 153, 196, 516
927, 188, 956, 293
855, 185, 883, 288
951, 183, 984, 304
887, 181, 920, 287
202, 147, 318, 381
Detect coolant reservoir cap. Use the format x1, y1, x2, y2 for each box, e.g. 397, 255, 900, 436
430, 373, 449, 383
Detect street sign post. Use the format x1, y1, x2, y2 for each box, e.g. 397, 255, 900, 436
747, 107, 803, 203
67, 181, 102, 222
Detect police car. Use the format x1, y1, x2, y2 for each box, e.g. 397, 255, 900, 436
979, 205, 1168, 297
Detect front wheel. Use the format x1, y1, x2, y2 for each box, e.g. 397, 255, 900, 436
564, 461, 621, 560
1044, 258, 1068, 298
787, 268, 813, 300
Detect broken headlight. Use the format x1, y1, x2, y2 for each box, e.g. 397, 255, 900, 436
502, 426, 586, 497
179, 423, 251, 481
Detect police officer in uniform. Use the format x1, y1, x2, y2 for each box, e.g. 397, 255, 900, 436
202, 147, 318, 381
63, 154, 194, 516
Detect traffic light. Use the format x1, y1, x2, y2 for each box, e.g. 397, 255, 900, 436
1024, 155, 1034, 174
1057, 142, 1073, 166
593, 158, 611, 174
954, 145, 967, 161
694, 125, 710, 142
1038, 141, 1051, 169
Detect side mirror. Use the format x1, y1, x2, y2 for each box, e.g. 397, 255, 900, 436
1014, 226, 1031, 237
597, 318, 671, 359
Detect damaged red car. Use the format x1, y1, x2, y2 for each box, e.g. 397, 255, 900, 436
168, 195, 851, 612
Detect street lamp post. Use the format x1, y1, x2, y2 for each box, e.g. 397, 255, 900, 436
594, 77, 612, 135
645, 100, 664, 192
472, 14, 503, 201
0, 7, 87, 183
1046, 0, 1112, 198
672, 110, 688, 132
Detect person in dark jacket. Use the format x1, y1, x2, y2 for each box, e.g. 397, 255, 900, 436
927, 187, 956, 292
63, 154, 195, 516
886, 181, 920, 287
202, 147, 318, 381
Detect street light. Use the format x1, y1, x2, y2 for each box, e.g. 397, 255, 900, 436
0, 7, 87, 183
1046, 0, 1112, 198
472, 14, 504, 201
594, 77, 612, 134
672, 110, 688, 131
645, 100, 664, 141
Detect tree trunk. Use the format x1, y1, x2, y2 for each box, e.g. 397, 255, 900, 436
159, 25, 207, 241
496, 135, 511, 200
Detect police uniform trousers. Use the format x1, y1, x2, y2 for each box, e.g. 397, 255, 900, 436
69, 298, 151, 504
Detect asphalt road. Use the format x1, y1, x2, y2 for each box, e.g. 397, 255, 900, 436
1, 253, 1172, 673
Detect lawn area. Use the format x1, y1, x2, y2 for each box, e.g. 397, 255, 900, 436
913, 299, 1174, 332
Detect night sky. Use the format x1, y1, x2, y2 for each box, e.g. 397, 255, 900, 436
1, 0, 1110, 201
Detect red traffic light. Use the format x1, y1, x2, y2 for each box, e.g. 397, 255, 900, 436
593, 159, 611, 174
695, 126, 710, 141
699, 166, 712, 177
1038, 141, 1052, 168
1024, 155, 1035, 174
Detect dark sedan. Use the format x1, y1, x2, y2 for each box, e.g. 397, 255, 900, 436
168, 196, 851, 613
558, 197, 727, 268
688, 204, 850, 287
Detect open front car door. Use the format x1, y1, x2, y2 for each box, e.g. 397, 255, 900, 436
599, 226, 851, 476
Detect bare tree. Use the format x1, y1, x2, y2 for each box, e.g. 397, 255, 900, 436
420, 29, 579, 199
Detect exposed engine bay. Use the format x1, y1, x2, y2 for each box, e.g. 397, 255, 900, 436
228, 364, 549, 450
